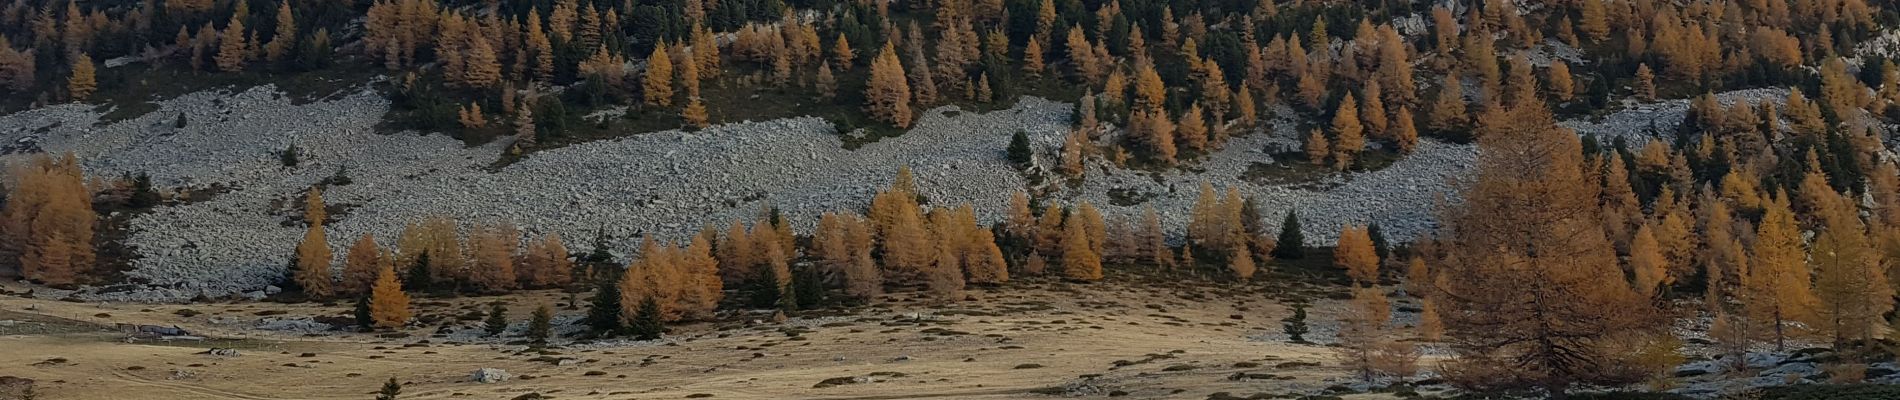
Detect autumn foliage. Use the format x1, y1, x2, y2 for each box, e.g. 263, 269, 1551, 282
1434, 100, 1664, 394
3, 154, 95, 286
369, 264, 411, 328
294, 188, 333, 298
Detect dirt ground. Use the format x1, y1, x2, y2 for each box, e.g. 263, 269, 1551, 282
0, 271, 1438, 400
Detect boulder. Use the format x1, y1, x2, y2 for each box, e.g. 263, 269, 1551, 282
0, 376, 34, 400
471, 368, 511, 384
1761, 361, 1820, 379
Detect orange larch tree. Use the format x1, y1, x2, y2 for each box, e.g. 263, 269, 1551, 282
67, 54, 95, 101
215, 13, 247, 72
1330, 93, 1364, 170
1060, 210, 1103, 281
5, 154, 95, 286
467, 222, 519, 293
1435, 98, 1664, 396
1745, 190, 1816, 351
865, 43, 913, 128
643, 42, 674, 107
295, 188, 334, 298
341, 234, 386, 295
1335, 225, 1379, 284
369, 264, 412, 328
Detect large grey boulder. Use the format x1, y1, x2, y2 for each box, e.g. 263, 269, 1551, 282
470, 368, 510, 384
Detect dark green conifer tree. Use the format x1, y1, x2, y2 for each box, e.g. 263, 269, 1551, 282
1273, 211, 1305, 259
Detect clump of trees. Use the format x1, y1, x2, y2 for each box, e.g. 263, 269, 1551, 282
1, 153, 96, 286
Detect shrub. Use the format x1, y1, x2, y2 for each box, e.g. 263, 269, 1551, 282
279, 144, 301, 167
1826, 363, 1868, 384
376, 377, 401, 400
1283, 303, 1310, 343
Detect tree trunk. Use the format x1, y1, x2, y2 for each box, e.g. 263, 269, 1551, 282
1774, 308, 1785, 352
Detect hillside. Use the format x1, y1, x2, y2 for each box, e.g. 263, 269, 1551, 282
6, 0, 1900, 399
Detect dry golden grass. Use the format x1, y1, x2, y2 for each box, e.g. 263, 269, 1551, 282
0, 274, 1433, 399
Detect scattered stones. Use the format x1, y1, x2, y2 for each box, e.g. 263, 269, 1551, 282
205, 348, 240, 357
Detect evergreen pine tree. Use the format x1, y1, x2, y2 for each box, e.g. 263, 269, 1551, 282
484, 303, 509, 336
584, 274, 623, 335
1283, 303, 1310, 343
1007, 131, 1032, 165
403, 251, 432, 293
528, 304, 553, 344
745, 262, 786, 309
793, 264, 826, 309
1367, 222, 1389, 260
376, 377, 402, 400
629, 297, 663, 340
1273, 211, 1305, 259
353, 295, 373, 332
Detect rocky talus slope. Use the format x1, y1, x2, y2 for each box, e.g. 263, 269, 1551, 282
0, 84, 1771, 301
